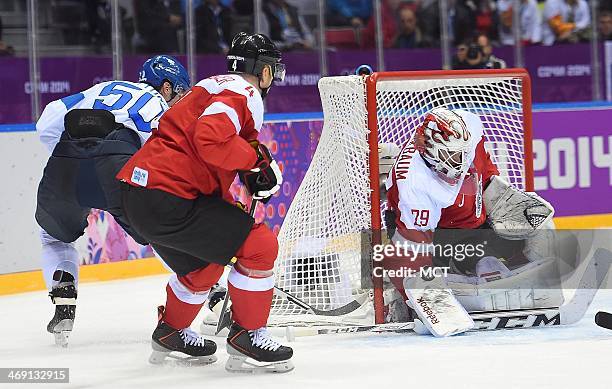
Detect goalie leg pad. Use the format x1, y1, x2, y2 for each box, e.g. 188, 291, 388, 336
404, 275, 474, 337
484, 176, 554, 240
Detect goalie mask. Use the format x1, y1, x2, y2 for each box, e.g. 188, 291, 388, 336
415, 108, 472, 185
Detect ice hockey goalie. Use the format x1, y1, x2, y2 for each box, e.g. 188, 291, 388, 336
381, 107, 560, 337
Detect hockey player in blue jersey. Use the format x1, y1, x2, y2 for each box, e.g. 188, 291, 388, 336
35, 55, 190, 347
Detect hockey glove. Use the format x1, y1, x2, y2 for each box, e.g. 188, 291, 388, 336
239, 142, 282, 203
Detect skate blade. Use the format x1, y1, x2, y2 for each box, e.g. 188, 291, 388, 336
53, 331, 71, 348
225, 355, 294, 374
149, 350, 217, 366
52, 319, 74, 348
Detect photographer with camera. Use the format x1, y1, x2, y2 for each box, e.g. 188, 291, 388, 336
452, 42, 485, 69
452, 34, 506, 70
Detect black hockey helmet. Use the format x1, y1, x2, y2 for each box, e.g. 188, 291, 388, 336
227, 32, 285, 82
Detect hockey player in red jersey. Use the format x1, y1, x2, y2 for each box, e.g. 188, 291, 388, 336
382, 107, 554, 337
117, 32, 293, 372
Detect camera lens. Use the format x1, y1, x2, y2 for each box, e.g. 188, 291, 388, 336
467, 44, 481, 60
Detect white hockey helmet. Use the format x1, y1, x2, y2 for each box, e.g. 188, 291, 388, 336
415, 108, 472, 185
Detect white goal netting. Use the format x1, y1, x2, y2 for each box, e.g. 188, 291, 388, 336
269, 73, 530, 326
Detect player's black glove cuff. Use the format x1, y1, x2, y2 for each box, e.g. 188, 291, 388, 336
239, 142, 283, 204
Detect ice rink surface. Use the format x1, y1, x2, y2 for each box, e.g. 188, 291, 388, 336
1, 274, 611, 389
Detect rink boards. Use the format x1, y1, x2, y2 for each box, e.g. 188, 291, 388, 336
0, 103, 610, 292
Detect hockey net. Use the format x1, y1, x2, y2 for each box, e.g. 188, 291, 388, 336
269, 70, 533, 327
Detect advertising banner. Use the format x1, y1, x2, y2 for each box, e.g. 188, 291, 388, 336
0, 44, 604, 124
533, 107, 612, 217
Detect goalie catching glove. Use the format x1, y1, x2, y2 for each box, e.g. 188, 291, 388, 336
239, 142, 283, 203
484, 176, 554, 240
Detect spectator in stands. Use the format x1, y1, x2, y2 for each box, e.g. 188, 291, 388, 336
195, 0, 232, 53
452, 43, 469, 69
327, 0, 372, 27
86, 1, 135, 53
497, 0, 542, 46
599, 11, 612, 41
361, 0, 399, 48
86, 0, 111, 51
542, 0, 590, 45
394, 7, 430, 48
119, 0, 137, 53
232, 0, 255, 36
452, 1, 476, 46
134, 0, 183, 53
0, 15, 14, 56
473, 0, 498, 40
452, 1, 498, 46
263, 0, 314, 51
476, 33, 507, 68
416, 0, 440, 46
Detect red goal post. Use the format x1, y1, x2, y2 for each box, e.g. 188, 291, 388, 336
366, 69, 534, 323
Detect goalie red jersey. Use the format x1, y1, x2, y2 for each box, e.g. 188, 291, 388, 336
385, 109, 499, 241
117, 74, 262, 202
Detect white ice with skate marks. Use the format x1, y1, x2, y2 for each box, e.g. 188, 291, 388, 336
1, 274, 612, 389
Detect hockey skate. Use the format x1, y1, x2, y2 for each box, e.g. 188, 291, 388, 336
226, 322, 294, 373
149, 306, 217, 366
47, 270, 77, 347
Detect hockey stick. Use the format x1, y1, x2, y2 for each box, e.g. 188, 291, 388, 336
558, 247, 611, 324
273, 287, 369, 316
284, 248, 612, 337
286, 307, 566, 337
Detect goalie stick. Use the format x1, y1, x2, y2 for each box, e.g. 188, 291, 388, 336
284, 247, 612, 337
